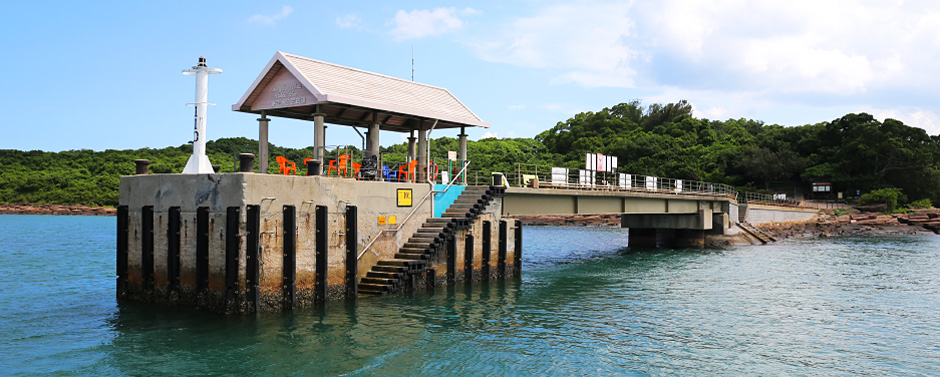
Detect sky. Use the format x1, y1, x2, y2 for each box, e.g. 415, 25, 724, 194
3, 0, 940, 152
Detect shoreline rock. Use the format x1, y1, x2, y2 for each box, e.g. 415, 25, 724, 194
0, 203, 116, 216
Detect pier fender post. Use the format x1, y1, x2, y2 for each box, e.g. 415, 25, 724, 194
446, 235, 456, 286
141, 205, 154, 299
482, 221, 492, 281
283, 205, 297, 310
225, 207, 240, 306
314, 205, 328, 305
514, 220, 522, 276
426, 268, 436, 291
498, 220, 507, 278
246, 204, 261, 313
116, 205, 129, 299
196, 207, 210, 302
464, 233, 474, 284
167, 206, 181, 300
345, 205, 358, 300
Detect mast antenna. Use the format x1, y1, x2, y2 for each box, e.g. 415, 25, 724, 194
411, 44, 414, 81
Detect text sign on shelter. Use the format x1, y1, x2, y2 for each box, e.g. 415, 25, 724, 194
397, 189, 413, 207
249, 68, 316, 110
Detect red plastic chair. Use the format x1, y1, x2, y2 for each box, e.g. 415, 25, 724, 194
327, 154, 350, 177
352, 163, 362, 180
398, 160, 417, 182
276, 156, 296, 175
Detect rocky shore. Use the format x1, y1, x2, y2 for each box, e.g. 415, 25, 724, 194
0, 203, 116, 216
754, 209, 940, 240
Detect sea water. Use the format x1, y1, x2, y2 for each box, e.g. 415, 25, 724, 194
1, 215, 939, 376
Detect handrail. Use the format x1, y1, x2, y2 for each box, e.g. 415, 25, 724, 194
357, 161, 472, 260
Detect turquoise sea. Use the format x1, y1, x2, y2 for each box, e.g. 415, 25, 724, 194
1, 214, 939, 376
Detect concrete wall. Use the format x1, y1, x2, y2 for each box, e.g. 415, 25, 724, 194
743, 204, 819, 224
119, 173, 432, 312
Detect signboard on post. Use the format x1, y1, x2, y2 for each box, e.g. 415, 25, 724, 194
447, 151, 457, 161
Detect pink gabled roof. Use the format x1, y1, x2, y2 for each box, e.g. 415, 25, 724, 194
233, 52, 489, 130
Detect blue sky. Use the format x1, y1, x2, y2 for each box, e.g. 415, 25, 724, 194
3, 0, 940, 152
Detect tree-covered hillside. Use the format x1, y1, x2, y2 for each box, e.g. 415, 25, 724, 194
2, 100, 938, 207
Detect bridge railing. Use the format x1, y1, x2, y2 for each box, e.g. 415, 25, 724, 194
490, 163, 740, 199
740, 191, 851, 209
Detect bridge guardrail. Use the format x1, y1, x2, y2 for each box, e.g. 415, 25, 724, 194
460, 163, 740, 200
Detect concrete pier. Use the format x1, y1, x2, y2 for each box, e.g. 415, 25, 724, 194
118, 173, 517, 313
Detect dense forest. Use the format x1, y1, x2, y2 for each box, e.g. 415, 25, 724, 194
2, 100, 938, 207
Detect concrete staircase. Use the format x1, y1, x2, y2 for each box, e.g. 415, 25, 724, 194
736, 222, 777, 244
358, 185, 505, 295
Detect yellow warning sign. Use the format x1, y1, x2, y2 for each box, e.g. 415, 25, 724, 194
388, 216, 397, 224
397, 189, 413, 207
378, 216, 386, 225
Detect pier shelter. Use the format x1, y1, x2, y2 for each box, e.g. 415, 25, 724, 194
231, 51, 489, 179
118, 53, 512, 314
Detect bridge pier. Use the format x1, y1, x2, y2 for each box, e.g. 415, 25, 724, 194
623, 210, 712, 249
628, 228, 657, 248
675, 229, 705, 248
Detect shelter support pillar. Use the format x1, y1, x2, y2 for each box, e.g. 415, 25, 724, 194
367, 121, 381, 158
258, 114, 270, 174
417, 126, 427, 182
458, 127, 467, 184
407, 132, 416, 162
314, 111, 326, 161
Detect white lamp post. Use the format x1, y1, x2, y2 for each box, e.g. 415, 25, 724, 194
182, 56, 222, 174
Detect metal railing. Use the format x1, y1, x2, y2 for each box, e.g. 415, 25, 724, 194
356, 161, 472, 261
499, 163, 739, 199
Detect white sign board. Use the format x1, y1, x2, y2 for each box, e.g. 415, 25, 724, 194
619, 173, 631, 189
645, 176, 657, 190
579, 170, 595, 186
447, 151, 457, 161
551, 167, 568, 185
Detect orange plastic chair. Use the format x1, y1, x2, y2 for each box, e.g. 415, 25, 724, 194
352, 163, 362, 180
327, 154, 350, 177
398, 160, 417, 182
276, 156, 296, 175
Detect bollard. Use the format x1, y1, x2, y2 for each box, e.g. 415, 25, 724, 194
314, 205, 328, 305
167, 206, 181, 297
196, 207, 210, 295
345, 205, 358, 300
225, 207, 240, 303
283, 205, 297, 310
116, 205, 128, 299
306, 159, 322, 176
239, 153, 255, 172
212, 164, 220, 173
134, 159, 150, 175
464, 233, 474, 283
246, 205, 261, 313
482, 221, 491, 281
141, 205, 154, 296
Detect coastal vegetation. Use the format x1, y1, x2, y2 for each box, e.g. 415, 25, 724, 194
2, 100, 938, 208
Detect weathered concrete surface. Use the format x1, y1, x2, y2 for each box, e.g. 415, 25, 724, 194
742, 204, 819, 225
119, 173, 433, 313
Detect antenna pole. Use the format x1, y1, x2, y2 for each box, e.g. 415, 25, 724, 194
411, 44, 414, 81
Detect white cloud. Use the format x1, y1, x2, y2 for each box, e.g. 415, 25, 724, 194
470, 0, 940, 110
508, 104, 526, 110
472, 2, 638, 88
481, 131, 499, 139
248, 5, 293, 25
390, 7, 479, 41
336, 13, 362, 29
864, 107, 940, 136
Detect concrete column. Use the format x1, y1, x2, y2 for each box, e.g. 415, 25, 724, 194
407, 132, 416, 162
313, 112, 325, 161
458, 127, 468, 184
657, 229, 677, 249
675, 229, 705, 248
367, 122, 380, 158
417, 126, 427, 182
258, 114, 270, 174
628, 228, 657, 248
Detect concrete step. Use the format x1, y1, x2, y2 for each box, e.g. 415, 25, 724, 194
395, 253, 427, 260
377, 259, 424, 267
361, 277, 398, 286
367, 271, 402, 279
373, 265, 407, 273
400, 246, 429, 254
358, 283, 389, 295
